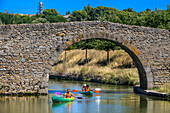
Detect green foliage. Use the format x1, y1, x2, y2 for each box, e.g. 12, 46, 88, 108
67, 39, 122, 64
94, 39, 121, 51
43, 9, 59, 16
70, 10, 87, 21
66, 11, 71, 15
0, 18, 2, 25
146, 8, 151, 12
46, 15, 67, 23
70, 4, 170, 29
0, 13, 35, 24
67, 39, 121, 51
0, 5, 169, 30
0, 8, 66, 24
22, 16, 32, 23
32, 17, 49, 23
39, 9, 63, 23
123, 8, 135, 12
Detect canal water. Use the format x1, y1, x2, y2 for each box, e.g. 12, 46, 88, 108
0, 80, 169, 113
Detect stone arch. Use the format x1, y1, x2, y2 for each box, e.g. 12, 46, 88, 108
0, 21, 169, 94
59, 31, 148, 89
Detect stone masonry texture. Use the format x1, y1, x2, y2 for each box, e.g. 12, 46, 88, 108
0, 21, 169, 94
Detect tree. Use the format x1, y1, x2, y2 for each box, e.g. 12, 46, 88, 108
22, 16, 32, 23
70, 10, 87, 21
167, 4, 170, 12
0, 5, 169, 30
95, 39, 121, 64
4, 10, 9, 14
68, 11, 70, 14
0, 18, 2, 25
146, 8, 151, 12
123, 8, 135, 12
67, 39, 121, 64
43, 9, 59, 16
76, 39, 95, 64
84, 4, 93, 20
66, 11, 71, 15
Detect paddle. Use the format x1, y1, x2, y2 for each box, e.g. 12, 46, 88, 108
75, 94, 83, 99
72, 89, 78, 92
92, 88, 101, 93
73, 88, 101, 92
95, 88, 101, 91
75, 96, 89, 99
76, 96, 83, 99
55, 92, 61, 95
93, 90, 99, 93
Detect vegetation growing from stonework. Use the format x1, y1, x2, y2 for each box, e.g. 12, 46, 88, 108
0, 5, 170, 29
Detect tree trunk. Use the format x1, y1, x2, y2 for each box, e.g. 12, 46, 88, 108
107, 51, 110, 64
85, 48, 87, 64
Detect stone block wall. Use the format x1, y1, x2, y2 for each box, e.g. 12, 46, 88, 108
0, 21, 169, 94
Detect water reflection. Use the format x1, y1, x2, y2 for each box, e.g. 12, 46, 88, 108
0, 80, 169, 113
52, 102, 72, 113
0, 96, 50, 113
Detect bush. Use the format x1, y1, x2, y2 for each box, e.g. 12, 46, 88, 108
46, 15, 68, 23
32, 17, 49, 23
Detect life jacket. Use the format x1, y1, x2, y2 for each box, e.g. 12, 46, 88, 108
82, 87, 86, 92
86, 87, 90, 92
66, 92, 71, 98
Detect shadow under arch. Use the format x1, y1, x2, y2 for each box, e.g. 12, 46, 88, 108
64, 38, 147, 90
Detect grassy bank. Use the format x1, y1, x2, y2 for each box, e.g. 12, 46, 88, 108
51, 49, 139, 85
148, 84, 170, 94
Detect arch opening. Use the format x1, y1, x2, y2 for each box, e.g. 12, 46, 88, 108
50, 38, 147, 90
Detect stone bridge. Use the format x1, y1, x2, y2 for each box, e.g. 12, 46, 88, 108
0, 21, 169, 94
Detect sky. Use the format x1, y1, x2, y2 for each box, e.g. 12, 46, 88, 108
0, 0, 169, 15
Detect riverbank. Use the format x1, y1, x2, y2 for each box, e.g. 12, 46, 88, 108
134, 86, 170, 100
50, 49, 139, 86
148, 85, 170, 94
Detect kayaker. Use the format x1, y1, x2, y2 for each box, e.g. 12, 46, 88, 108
86, 85, 90, 92
63, 89, 74, 98
82, 84, 86, 92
